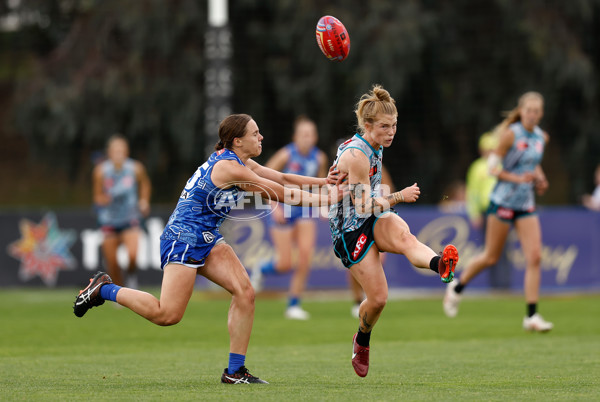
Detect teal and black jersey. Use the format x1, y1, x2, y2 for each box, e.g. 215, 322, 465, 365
328, 134, 383, 246
489, 122, 546, 211
96, 158, 140, 228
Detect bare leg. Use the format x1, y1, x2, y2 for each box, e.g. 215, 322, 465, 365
348, 271, 364, 303
121, 227, 140, 275
372, 213, 436, 268
102, 233, 124, 286
459, 215, 511, 285
514, 216, 542, 304
350, 248, 387, 333
199, 243, 255, 356
269, 226, 293, 272
288, 220, 316, 298
116, 262, 196, 325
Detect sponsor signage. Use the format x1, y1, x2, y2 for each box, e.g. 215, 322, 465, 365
0, 207, 598, 290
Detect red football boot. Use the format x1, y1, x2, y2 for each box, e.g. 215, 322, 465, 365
352, 333, 370, 377
439, 244, 459, 283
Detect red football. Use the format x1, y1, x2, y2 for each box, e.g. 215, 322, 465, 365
315, 15, 350, 62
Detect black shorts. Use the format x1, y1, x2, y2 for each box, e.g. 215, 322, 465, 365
333, 214, 379, 268
487, 201, 536, 223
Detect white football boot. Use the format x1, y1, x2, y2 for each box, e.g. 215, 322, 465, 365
523, 313, 554, 332
284, 305, 310, 320
443, 279, 461, 318
351, 303, 360, 319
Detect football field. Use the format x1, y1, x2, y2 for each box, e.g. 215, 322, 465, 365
1, 289, 598, 401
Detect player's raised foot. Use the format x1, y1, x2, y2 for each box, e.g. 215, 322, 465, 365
221, 366, 269, 384
439, 244, 459, 283
443, 279, 461, 318
73, 271, 112, 318
284, 305, 310, 320
523, 313, 554, 333
351, 303, 360, 319
351, 333, 370, 377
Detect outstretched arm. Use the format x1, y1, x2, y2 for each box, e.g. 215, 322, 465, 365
211, 160, 342, 206
246, 158, 328, 188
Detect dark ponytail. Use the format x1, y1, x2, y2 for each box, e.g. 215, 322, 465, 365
214, 114, 252, 151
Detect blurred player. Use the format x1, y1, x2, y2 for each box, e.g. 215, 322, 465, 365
93, 135, 151, 287
582, 164, 600, 211
75, 114, 344, 384
329, 85, 459, 377
251, 116, 328, 320
465, 131, 511, 289
465, 132, 499, 229
443, 91, 553, 332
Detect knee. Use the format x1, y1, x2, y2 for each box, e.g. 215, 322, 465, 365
369, 293, 388, 314
393, 231, 419, 251
234, 280, 256, 307
527, 249, 542, 269
482, 254, 500, 267
155, 312, 184, 327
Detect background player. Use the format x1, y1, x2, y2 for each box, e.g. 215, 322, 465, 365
329, 85, 459, 377
444, 91, 553, 332
582, 163, 600, 211
93, 135, 151, 287
251, 116, 328, 320
76, 114, 345, 384
465, 131, 511, 289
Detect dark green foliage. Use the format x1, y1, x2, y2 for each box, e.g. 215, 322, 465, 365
3, 0, 600, 203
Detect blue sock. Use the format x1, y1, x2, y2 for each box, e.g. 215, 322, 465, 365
260, 260, 278, 275
100, 283, 121, 302
288, 297, 299, 307
228, 353, 246, 374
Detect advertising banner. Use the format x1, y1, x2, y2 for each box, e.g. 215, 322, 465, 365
1, 207, 598, 291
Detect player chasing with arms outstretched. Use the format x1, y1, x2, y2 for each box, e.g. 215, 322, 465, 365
74, 114, 345, 384
329, 85, 458, 377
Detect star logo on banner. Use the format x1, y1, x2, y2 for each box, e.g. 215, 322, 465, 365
7, 212, 77, 286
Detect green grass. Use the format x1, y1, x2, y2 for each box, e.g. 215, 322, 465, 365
0, 289, 598, 401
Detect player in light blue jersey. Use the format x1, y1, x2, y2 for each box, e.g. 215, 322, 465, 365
75, 114, 344, 384
93, 135, 151, 287
251, 116, 328, 320
329, 85, 459, 378
444, 92, 554, 332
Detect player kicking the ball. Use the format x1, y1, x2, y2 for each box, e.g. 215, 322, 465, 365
329, 85, 459, 377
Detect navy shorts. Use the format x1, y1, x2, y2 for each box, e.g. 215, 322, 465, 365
160, 233, 224, 269
487, 201, 536, 223
333, 211, 394, 268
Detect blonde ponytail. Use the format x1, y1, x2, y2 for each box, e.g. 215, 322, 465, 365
355, 84, 397, 134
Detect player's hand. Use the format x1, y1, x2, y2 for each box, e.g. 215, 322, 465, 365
400, 183, 420, 203
519, 172, 536, 183
139, 199, 150, 216
327, 165, 348, 186
534, 177, 549, 195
